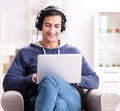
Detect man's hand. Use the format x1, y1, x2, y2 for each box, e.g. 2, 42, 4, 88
32, 73, 38, 84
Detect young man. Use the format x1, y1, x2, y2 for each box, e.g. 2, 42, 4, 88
3, 6, 99, 111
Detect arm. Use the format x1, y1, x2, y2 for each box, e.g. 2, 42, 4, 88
3, 49, 35, 93
78, 56, 99, 89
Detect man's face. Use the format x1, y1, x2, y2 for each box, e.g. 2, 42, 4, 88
41, 15, 62, 43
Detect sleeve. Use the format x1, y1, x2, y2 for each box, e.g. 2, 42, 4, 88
3, 50, 34, 93
78, 56, 99, 89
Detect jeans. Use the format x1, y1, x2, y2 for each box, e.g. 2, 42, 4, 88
35, 74, 81, 111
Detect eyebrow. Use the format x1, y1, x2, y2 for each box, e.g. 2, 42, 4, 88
44, 22, 61, 26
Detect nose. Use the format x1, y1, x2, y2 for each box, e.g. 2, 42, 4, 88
49, 26, 55, 33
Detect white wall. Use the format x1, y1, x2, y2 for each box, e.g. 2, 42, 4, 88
0, 0, 30, 47
67, 0, 120, 66
0, 0, 120, 66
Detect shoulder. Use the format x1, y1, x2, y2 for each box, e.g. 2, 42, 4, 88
60, 43, 81, 54
18, 43, 39, 53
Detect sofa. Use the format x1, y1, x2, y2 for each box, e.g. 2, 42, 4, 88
1, 88, 120, 111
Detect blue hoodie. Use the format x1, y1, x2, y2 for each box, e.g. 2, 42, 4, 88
3, 42, 99, 95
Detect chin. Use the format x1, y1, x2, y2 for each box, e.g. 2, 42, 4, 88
48, 38, 57, 42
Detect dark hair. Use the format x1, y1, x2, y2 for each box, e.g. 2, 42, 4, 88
35, 6, 67, 32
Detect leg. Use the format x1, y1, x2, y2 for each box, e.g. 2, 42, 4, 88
35, 74, 81, 111
54, 97, 68, 111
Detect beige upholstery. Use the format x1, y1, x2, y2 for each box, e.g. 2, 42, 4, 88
1, 91, 24, 111
1, 89, 120, 111
84, 90, 120, 111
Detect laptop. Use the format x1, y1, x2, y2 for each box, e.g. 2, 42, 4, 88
37, 54, 82, 84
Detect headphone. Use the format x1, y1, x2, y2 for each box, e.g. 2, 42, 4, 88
35, 6, 67, 32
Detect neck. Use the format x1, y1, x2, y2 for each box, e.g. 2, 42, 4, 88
39, 40, 60, 48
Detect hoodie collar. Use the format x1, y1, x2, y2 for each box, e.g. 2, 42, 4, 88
34, 39, 66, 48
32, 39, 66, 54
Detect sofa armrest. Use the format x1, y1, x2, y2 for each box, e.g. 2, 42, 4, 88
1, 89, 120, 111
1, 91, 24, 111
84, 89, 120, 111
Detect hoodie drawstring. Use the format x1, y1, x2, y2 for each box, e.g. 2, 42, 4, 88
42, 48, 60, 55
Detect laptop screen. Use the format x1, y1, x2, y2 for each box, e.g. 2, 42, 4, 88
37, 54, 82, 84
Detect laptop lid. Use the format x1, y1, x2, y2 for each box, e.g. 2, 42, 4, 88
37, 54, 82, 84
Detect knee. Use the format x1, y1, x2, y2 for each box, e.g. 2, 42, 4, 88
39, 74, 57, 85
38, 74, 63, 87
38, 74, 59, 91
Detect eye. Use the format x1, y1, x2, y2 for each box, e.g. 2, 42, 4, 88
45, 23, 51, 27
55, 24, 61, 28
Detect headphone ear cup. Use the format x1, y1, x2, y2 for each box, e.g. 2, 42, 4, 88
35, 11, 43, 31
35, 19, 42, 31
61, 21, 66, 32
